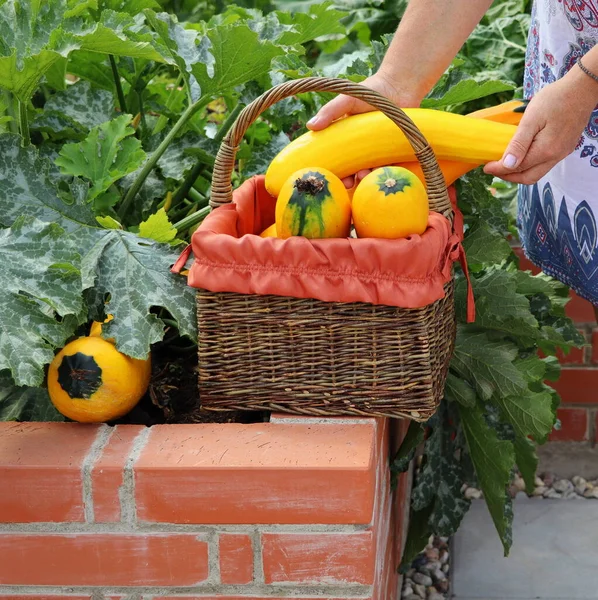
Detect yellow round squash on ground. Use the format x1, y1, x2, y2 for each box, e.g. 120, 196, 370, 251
275, 167, 351, 239
47, 336, 151, 423
352, 166, 429, 239
89, 314, 114, 342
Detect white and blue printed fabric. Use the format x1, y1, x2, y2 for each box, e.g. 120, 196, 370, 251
519, 0, 598, 304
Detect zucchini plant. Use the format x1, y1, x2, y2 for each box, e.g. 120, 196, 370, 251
0, 0, 581, 559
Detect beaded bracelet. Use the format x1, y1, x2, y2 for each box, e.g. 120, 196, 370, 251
578, 57, 598, 85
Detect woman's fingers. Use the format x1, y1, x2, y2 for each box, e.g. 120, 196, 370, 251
484, 116, 543, 177
342, 168, 372, 190
307, 95, 358, 131
342, 175, 355, 189
491, 160, 557, 185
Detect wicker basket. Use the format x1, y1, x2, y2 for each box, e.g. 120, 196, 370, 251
194, 77, 457, 422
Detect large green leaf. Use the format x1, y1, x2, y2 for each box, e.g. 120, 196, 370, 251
445, 372, 477, 407
248, 11, 297, 43
515, 353, 547, 383
60, 10, 163, 59
244, 131, 289, 178
459, 402, 515, 556
456, 270, 540, 343
157, 131, 212, 180
190, 22, 285, 97
0, 218, 82, 386
207, 7, 295, 45
144, 11, 202, 101
514, 435, 539, 495
0, 135, 197, 363
66, 50, 114, 89
0, 0, 66, 100
456, 170, 510, 234
411, 419, 470, 537
462, 224, 512, 272
422, 69, 515, 109
30, 111, 88, 139
99, 0, 159, 13
277, 3, 348, 45
0, 372, 64, 421
463, 14, 530, 82
494, 389, 555, 442
0, 134, 96, 230
79, 228, 197, 357
513, 269, 569, 297
35, 80, 114, 132
451, 328, 527, 400
55, 114, 146, 206
0, 2, 162, 102
319, 48, 371, 78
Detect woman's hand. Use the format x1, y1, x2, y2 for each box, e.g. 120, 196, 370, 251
306, 71, 421, 130
306, 71, 423, 188
484, 67, 598, 184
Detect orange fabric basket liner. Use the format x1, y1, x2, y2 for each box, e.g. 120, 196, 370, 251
178, 175, 473, 318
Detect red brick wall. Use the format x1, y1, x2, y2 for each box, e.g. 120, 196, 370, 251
0, 416, 411, 599
516, 248, 597, 442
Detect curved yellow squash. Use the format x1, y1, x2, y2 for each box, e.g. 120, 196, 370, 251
467, 99, 526, 125
265, 109, 517, 197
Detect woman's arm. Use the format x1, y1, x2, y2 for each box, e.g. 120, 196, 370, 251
307, 0, 494, 130
485, 45, 598, 183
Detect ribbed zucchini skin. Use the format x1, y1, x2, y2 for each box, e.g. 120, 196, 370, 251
265, 109, 516, 197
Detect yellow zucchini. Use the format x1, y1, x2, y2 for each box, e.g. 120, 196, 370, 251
467, 99, 527, 125
400, 160, 478, 187
265, 109, 516, 197
394, 100, 526, 186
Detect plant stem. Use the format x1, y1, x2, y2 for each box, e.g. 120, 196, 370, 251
152, 74, 183, 135
173, 205, 210, 232
137, 90, 147, 137
109, 55, 128, 114
187, 186, 207, 205
18, 100, 30, 146
214, 102, 244, 145
119, 97, 209, 220
171, 158, 208, 210
171, 102, 243, 208
3, 91, 17, 135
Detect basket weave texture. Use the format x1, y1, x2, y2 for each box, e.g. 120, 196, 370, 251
192, 77, 460, 422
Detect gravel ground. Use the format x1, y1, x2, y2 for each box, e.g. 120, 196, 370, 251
401, 471, 598, 599
465, 472, 598, 500
401, 535, 450, 600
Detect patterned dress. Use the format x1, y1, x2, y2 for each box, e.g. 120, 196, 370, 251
519, 0, 598, 304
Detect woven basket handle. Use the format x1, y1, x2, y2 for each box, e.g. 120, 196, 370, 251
210, 76, 453, 219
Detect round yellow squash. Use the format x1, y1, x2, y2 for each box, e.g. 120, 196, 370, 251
47, 336, 151, 423
352, 166, 429, 239
89, 314, 114, 342
275, 167, 351, 239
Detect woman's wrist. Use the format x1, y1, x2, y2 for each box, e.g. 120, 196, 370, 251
568, 46, 598, 106
375, 64, 427, 106
565, 60, 598, 109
